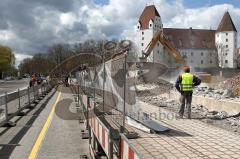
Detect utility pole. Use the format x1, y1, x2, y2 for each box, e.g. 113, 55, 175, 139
102, 45, 105, 112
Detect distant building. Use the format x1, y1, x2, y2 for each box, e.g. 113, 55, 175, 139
136, 5, 238, 69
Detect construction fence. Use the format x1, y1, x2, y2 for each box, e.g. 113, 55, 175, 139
0, 83, 54, 127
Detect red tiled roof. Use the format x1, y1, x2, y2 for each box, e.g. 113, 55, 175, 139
138, 5, 160, 30
163, 28, 216, 49
217, 11, 237, 32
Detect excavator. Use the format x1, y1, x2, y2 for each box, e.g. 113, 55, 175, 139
139, 31, 212, 83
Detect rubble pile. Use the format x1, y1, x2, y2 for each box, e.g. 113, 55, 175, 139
136, 78, 240, 134
193, 86, 240, 101
140, 95, 230, 119
139, 94, 240, 134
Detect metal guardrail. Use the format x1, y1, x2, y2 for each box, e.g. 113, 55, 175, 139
0, 83, 53, 127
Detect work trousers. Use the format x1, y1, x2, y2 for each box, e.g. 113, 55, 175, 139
179, 91, 192, 119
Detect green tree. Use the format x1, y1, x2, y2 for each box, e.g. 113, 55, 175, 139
0, 45, 15, 79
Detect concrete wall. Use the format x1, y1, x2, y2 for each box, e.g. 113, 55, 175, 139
160, 91, 240, 116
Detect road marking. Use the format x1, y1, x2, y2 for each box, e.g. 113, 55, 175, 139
28, 87, 62, 159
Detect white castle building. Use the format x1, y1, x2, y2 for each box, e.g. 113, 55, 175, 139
136, 5, 238, 69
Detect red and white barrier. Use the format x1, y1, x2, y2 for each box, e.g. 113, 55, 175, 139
90, 116, 110, 157
88, 98, 110, 158
121, 136, 140, 159
82, 94, 88, 109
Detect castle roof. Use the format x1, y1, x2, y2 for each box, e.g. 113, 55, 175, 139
163, 28, 216, 49
138, 5, 160, 30
217, 11, 237, 32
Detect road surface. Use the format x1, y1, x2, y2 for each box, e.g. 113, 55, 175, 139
0, 79, 29, 95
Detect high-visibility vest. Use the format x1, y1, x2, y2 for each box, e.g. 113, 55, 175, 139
180, 73, 193, 91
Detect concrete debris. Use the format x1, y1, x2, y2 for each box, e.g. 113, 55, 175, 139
193, 86, 239, 101
222, 89, 234, 98
137, 79, 240, 134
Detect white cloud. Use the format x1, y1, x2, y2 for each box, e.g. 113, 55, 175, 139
14, 53, 32, 67
0, 30, 16, 41
1, 0, 240, 65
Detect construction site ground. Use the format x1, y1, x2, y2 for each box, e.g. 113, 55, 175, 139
136, 80, 240, 135
81, 78, 240, 159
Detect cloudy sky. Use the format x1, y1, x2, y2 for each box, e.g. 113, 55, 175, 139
0, 0, 239, 65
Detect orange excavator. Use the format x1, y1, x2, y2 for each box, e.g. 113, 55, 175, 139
140, 31, 212, 83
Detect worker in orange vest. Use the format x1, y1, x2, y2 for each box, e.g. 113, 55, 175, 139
175, 66, 201, 119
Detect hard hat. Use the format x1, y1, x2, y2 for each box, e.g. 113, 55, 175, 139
183, 66, 190, 72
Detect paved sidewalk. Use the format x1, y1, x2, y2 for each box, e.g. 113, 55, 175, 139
0, 86, 88, 159
127, 101, 240, 159
37, 86, 89, 159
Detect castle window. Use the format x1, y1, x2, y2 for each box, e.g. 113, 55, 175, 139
141, 43, 144, 46
179, 39, 183, 47
201, 60, 203, 64
137, 26, 140, 29
225, 60, 228, 64
142, 31, 144, 35
142, 37, 144, 40
158, 43, 160, 47
226, 39, 228, 42
158, 50, 160, 54
191, 52, 193, 56
150, 24, 152, 27
226, 33, 228, 36
210, 53, 212, 56
210, 60, 212, 64
201, 52, 204, 56
226, 45, 228, 48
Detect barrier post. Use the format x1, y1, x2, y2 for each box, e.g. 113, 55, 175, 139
33, 85, 35, 102
18, 89, 21, 110
121, 52, 127, 133
4, 92, 16, 127
78, 85, 80, 105
28, 87, 31, 107
102, 51, 105, 112
18, 89, 25, 116
4, 92, 9, 122
109, 135, 113, 159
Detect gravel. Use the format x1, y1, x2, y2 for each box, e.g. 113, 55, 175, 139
137, 81, 240, 135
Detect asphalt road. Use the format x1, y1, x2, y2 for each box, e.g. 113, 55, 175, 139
0, 79, 29, 95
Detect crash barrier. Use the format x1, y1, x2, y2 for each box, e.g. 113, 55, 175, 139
75, 90, 143, 159
89, 97, 111, 158
77, 92, 113, 159
0, 83, 53, 127
120, 134, 141, 159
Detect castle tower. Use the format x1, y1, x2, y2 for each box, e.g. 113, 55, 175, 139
215, 11, 238, 68
136, 5, 163, 63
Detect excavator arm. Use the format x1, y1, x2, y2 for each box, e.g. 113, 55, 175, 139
142, 31, 186, 65
141, 31, 211, 83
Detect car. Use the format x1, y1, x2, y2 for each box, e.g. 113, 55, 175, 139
4, 76, 15, 81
